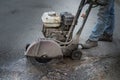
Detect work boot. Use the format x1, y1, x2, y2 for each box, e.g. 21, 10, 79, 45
81, 39, 98, 49
99, 33, 113, 42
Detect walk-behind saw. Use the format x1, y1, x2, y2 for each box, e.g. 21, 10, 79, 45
25, 0, 107, 63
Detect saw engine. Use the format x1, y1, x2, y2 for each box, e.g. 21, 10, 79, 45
42, 12, 74, 42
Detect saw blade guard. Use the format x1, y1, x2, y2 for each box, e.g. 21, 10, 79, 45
25, 39, 63, 58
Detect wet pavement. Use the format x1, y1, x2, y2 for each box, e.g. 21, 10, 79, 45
0, 0, 120, 80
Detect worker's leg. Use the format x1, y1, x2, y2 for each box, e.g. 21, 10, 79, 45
104, 0, 115, 36
98, 0, 114, 42
82, 0, 113, 49
89, 2, 111, 41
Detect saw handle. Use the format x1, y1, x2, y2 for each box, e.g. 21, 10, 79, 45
66, 0, 86, 42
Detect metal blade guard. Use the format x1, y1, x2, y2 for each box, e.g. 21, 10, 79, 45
25, 39, 63, 58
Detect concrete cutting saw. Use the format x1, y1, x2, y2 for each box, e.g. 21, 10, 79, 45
25, 0, 107, 63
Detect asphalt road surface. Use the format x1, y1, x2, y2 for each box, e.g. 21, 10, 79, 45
0, 0, 120, 80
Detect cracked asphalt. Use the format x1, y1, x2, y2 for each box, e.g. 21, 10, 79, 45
0, 0, 120, 80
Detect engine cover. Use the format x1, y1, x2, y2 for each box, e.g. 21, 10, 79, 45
42, 12, 61, 27
42, 11, 74, 42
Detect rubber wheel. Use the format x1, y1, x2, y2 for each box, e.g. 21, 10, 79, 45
71, 50, 82, 60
